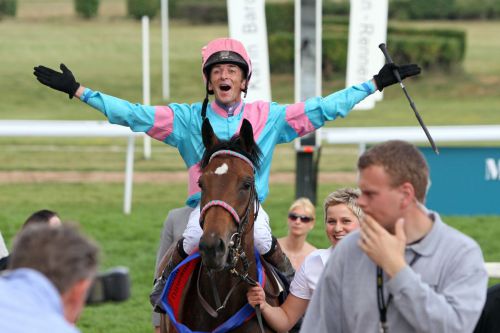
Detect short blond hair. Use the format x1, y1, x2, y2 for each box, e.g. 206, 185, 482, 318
323, 188, 363, 223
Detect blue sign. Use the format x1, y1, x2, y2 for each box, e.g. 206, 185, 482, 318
420, 147, 500, 215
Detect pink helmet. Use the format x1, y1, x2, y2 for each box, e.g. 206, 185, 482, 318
201, 38, 252, 92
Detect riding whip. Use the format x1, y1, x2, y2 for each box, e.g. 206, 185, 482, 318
379, 43, 439, 155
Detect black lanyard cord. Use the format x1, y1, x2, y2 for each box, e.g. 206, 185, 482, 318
376, 253, 421, 332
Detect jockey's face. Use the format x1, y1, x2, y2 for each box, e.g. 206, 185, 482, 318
208, 64, 247, 106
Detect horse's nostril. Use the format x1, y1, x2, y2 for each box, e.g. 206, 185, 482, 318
198, 241, 208, 253
216, 238, 225, 254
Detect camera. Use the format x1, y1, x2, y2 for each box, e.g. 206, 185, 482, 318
86, 266, 131, 305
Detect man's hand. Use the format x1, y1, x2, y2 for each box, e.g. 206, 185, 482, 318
359, 215, 407, 278
33, 63, 80, 99
374, 63, 421, 92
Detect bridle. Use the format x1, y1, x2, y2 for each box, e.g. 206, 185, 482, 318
199, 150, 259, 277
197, 150, 264, 331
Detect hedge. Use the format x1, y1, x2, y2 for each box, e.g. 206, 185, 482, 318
268, 28, 465, 77
169, 0, 226, 23
74, 0, 99, 19
127, 0, 160, 20
170, 0, 500, 24
0, 0, 16, 18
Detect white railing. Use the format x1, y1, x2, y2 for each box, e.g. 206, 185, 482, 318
3, 122, 500, 218
485, 263, 500, 279
321, 125, 500, 154
0, 120, 144, 214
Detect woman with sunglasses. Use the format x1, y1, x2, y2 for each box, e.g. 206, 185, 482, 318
278, 198, 317, 271
248, 188, 363, 332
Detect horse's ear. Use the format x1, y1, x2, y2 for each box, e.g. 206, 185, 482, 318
202, 118, 219, 150
239, 119, 256, 154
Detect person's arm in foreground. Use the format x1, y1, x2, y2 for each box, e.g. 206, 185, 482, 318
247, 284, 308, 333
247, 285, 309, 332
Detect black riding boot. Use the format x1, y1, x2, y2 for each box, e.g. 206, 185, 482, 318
263, 236, 295, 286
150, 238, 188, 313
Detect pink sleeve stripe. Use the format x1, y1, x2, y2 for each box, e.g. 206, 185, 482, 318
147, 106, 174, 141
285, 102, 315, 136
188, 163, 202, 197
241, 101, 269, 141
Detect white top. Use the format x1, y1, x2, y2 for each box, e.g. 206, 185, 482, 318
289, 247, 333, 300
0, 231, 8, 258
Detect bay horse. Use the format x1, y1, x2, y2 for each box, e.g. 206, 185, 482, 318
159, 119, 280, 333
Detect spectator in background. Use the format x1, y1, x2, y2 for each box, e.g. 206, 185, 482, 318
0, 209, 62, 272
0, 223, 99, 333
278, 198, 317, 270
301, 140, 488, 333
247, 188, 363, 332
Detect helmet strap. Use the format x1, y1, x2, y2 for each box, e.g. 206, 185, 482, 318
201, 80, 210, 120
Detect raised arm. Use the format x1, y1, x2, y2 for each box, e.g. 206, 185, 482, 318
33, 63, 180, 140
247, 284, 308, 332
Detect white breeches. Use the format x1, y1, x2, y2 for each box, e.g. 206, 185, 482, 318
182, 203, 272, 255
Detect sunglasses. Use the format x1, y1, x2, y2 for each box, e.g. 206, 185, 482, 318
288, 212, 314, 223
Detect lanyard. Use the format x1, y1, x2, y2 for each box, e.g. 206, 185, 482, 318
376, 252, 421, 333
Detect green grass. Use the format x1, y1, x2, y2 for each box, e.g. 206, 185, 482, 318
2, 2, 500, 331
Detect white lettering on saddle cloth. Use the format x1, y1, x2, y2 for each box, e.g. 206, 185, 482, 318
215, 163, 229, 175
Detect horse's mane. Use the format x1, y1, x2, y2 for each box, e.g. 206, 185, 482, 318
200, 135, 262, 171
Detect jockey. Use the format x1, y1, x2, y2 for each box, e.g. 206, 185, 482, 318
33, 37, 421, 312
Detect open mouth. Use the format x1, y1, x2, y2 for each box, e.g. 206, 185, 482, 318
219, 84, 231, 92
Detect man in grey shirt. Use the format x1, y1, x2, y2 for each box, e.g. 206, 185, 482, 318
301, 140, 488, 333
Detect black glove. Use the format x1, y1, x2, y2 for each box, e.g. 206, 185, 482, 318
373, 63, 421, 92
33, 63, 80, 99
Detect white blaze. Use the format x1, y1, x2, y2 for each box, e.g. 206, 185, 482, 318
215, 163, 229, 175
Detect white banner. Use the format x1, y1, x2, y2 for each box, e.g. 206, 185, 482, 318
345, 0, 388, 110
227, 0, 271, 102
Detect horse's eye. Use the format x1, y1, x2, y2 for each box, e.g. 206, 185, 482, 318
241, 180, 252, 191
198, 179, 204, 190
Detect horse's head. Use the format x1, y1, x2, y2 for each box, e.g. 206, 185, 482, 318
198, 119, 261, 271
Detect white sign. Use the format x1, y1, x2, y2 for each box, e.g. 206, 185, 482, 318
346, 0, 388, 110
227, 0, 272, 101
485, 158, 500, 180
